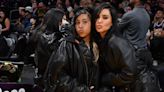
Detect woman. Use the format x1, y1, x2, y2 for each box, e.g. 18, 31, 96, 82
93, 3, 137, 92
45, 8, 99, 92
0, 9, 10, 37
149, 9, 164, 62
0, 10, 10, 57
149, 9, 164, 91
30, 8, 67, 88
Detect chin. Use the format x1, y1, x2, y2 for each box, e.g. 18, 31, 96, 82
96, 30, 104, 33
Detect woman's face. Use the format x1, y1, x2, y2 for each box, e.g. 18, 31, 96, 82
95, 9, 112, 36
156, 10, 163, 19
75, 14, 91, 38
0, 11, 5, 18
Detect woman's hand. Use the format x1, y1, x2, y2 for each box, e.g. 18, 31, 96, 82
154, 29, 163, 37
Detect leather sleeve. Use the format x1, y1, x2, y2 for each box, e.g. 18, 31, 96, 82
113, 39, 137, 87
48, 41, 89, 92
101, 37, 137, 87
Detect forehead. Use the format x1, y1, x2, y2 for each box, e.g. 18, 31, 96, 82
157, 10, 163, 14
76, 14, 90, 20
99, 9, 110, 15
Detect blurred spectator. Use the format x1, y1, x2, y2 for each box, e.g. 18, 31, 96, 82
31, 0, 38, 16
23, 6, 33, 29
121, 0, 129, 9
124, 4, 132, 13
0, 9, 10, 57
25, 16, 39, 33
15, 7, 26, 33
149, 9, 164, 62
158, 0, 164, 10
36, 2, 47, 24
145, 2, 153, 21
80, 0, 93, 8
94, 0, 102, 7
56, 1, 65, 10
0, 9, 11, 37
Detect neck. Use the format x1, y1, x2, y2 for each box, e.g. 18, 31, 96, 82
83, 35, 90, 48
100, 31, 107, 39
158, 18, 163, 22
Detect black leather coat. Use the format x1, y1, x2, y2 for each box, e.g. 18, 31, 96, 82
36, 31, 60, 75
45, 36, 99, 92
98, 34, 137, 91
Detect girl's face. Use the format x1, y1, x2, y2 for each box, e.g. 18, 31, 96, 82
95, 9, 112, 37
75, 14, 91, 38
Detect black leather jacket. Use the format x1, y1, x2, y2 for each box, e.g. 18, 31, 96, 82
45, 36, 99, 92
98, 34, 137, 91
36, 31, 60, 75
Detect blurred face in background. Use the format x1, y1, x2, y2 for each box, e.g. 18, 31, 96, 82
19, 9, 26, 17
32, 2, 38, 9
0, 11, 5, 19
75, 13, 91, 38
155, 10, 164, 19
80, 0, 92, 8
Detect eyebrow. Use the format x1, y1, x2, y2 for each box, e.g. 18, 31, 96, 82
101, 14, 109, 17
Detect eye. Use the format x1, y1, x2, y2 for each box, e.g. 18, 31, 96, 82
76, 21, 80, 25
83, 20, 87, 24
103, 16, 108, 19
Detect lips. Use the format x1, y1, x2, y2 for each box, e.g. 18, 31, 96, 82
96, 25, 102, 29
78, 30, 83, 32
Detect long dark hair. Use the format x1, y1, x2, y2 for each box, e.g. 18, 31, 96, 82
73, 7, 93, 41
93, 2, 118, 42
38, 8, 65, 33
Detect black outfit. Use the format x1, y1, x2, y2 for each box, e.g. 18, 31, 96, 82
45, 35, 99, 92
150, 20, 164, 61
0, 35, 9, 57
98, 33, 137, 92
0, 18, 10, 57
0, 18, 10, 37
31, 29, 62, 88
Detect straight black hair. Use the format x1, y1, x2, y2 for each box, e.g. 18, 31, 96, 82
73, 7, 93, 41
39, 8, 65, 33
93, 2, 118, 42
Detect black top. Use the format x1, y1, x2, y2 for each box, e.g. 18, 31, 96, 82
0, 18, 10, 37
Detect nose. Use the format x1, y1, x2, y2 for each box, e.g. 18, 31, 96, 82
97, 18, 102, 24
78, 22, 83, 28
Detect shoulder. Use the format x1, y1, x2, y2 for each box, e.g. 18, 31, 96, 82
108, 35, 134, 53
59, 35, 78, 49
122, 11, 134, 19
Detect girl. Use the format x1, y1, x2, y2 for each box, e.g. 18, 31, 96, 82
45, 8, 99, 92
